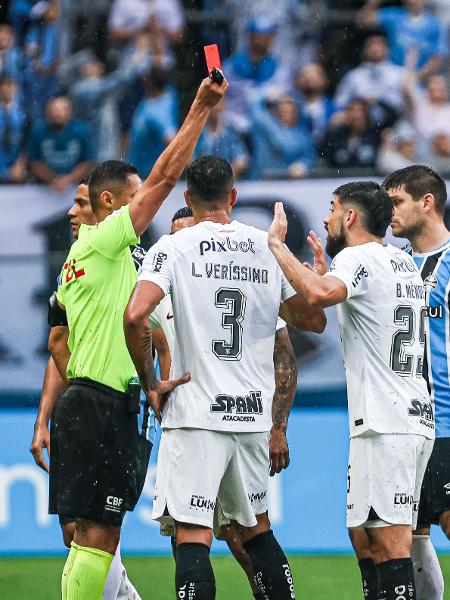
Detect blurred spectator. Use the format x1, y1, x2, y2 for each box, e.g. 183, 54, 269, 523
70, 47, 151, 161
28, 96, 93, 191
358, 0, 446, 80
7, 0, 39, 43
404, 74, 450, 155
250, 94, 315, 179
0, 76, 26, 182
201, 0, 233, 58
126, 67, 177, 179
335, 35, 405, 120
376, 120, 418, 174
0, 24, 22, 83
293, 62, 335, 146
195, 98, 249, 179
230, 0, 321, 73
321, 99, 381, 169
23, 0, 61, 125
422, 133, 450, 173
223, 17, 289, 134
107, 0, 184, 68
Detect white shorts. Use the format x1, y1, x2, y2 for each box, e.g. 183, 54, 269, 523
153, 428, 270, 530
347, 433, 434, 529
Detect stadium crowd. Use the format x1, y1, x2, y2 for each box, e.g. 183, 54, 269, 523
1, 0, 450, 188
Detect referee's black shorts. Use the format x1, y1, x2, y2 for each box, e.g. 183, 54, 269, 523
49, 378, 151, 526
417, 437, 450, 526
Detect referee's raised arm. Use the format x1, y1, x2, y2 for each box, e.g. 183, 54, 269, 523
129, 75, 228, 236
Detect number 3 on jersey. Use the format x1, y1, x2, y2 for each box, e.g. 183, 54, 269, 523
213, 288, 247, 361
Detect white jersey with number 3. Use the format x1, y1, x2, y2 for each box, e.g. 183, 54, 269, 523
139, 219, 296, 432
325, 242, 434, 440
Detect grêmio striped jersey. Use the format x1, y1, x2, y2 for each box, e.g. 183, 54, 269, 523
406, 238, 450, 438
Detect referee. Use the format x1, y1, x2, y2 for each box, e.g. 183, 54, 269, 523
49, 75, 228, 600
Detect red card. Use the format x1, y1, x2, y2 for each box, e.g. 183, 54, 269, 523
204, 44, 221, 74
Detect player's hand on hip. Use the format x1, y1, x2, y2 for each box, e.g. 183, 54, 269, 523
268, 202, 288, 251
269, 427, 290, 477
147, 373, 191, 422
196, 74, 229, 109
30, 423, 51, 473
306, 231, 327, 275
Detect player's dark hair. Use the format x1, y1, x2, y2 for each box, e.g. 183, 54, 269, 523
172, 206, 193, 222
88, 160, 138, 212
186, 156, 234, 204
334, 181, 393, 237
383, 165, 447, 216
78, 175, 89, 185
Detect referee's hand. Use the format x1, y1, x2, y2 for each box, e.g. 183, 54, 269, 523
269, 427, 290, 477
196, 73, 229, 109
30, 422, 51, 473
147, 373, 191, 422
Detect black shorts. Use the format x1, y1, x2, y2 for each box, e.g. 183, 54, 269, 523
49, 378, 152, 526
417, 437, 450, 526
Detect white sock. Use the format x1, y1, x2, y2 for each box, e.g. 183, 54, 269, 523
411, 534, 444, 600
103, 542, 142, 600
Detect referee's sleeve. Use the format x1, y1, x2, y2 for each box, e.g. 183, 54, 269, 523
138, 235, 173, 296
90, 205, 139, 259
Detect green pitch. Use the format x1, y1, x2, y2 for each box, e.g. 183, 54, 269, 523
1, 554, 450, 599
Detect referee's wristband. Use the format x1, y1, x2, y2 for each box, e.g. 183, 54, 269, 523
48, 291, 68, 327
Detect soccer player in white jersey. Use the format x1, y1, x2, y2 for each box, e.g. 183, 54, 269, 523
267, 181, 434, 600
151, 206, 298, 600
124, 155, 326, 599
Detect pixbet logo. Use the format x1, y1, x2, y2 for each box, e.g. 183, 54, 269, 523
152, 252, 167, 273
199, 237, 255, 256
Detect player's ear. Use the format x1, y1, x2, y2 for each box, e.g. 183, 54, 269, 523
184, 189, 193, 209
346, 208, 357, 229
229, 187, 238, 208
99, 190, 113, 210
421, 193, 434, 213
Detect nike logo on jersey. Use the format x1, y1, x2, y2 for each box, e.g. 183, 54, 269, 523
166, 313, 174, 320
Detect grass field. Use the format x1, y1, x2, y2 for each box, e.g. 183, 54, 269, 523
1, 554, 450, 599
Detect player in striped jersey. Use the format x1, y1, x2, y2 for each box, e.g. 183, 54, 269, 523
386, 165, 450, 600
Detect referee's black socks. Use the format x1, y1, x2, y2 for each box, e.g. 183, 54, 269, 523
376, 558, 416, 600
358, 558, 378, 599
175, 543, 216, 599
243, 529, 296, 599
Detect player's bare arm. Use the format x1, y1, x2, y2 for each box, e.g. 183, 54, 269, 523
270, 327, 298, 477
151, 325, 171, 380
124, 280, 190, 420
48, 324, 71, 384
270, 203, 347, 309
30, 355, 67, 473
129, 75, 228, 236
